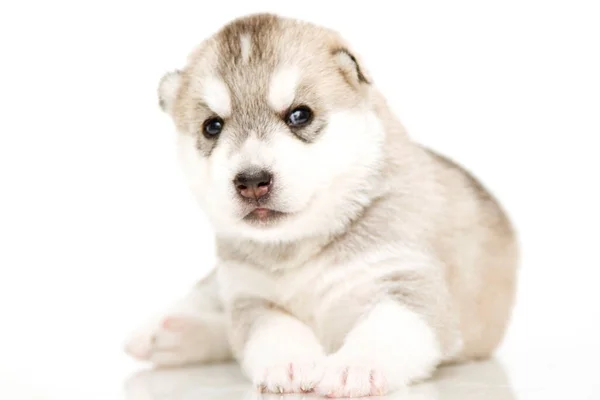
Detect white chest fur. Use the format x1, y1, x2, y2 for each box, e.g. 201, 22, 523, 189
216, 244, 425, 352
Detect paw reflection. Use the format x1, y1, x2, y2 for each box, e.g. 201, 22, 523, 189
124, 359, 516, 400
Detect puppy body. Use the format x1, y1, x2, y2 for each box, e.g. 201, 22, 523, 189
126, 14, 518, 397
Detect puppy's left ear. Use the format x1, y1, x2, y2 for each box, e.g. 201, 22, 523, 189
158, 70, 182, 114
333, 48, 372, 88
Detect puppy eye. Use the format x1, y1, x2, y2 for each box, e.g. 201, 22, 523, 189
202, 117, 224, 138
286, 106, 313, 128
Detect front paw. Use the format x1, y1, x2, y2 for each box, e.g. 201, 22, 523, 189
124, 315, 210, 367
316, 357, 388, 398
253, 359, 324, 394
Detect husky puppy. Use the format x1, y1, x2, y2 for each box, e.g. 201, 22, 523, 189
125, 13, 518, 397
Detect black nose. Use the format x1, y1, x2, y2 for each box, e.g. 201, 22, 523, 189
234, 170, 272, 200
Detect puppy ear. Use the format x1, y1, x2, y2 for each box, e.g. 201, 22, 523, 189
333, 48, 371, 87
158, 70, 182, 114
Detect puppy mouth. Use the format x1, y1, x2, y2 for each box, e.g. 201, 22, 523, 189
243, 207, 287, 224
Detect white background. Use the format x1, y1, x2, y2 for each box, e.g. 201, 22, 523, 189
0, 1, 599, 398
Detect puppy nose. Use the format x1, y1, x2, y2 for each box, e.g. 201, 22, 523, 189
234, 170, 272, 200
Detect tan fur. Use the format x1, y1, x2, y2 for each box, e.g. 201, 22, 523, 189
210, 84, 518, 362
165, 14, 367, 144
148, 11, 518, 384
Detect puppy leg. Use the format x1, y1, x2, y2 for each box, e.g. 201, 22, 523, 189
125, 270, 232, 366
231, 298, 325, 394
317, 300, 442, 397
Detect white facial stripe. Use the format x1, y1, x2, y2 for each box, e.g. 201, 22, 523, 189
202, 76, 231, 117
268, 66, 300, 111
240, 34, 252, 63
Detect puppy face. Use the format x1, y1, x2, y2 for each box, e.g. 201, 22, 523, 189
161, 14, 386, 242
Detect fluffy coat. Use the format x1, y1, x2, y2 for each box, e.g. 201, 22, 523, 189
125, 13, 518, 397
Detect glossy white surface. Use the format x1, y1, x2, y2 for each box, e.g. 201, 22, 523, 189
1, 1, 599, 399
1, 340, 599, 399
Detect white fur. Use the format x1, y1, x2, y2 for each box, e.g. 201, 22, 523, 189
124, 279, 231, 366
140, 18, 453, 397
241, 313, 326, 393
240, 34, 252, 63
221, 256, 443, 396
217, 246, 436, 313
176, 134, 212, 207
158, 72, 181, 113
216, 244, 408, 349
267, 66, 300, 111
217, 261, 277, 305
166, 107, 439, 395
202, 76, 231, 117
177, 107, 385, 243
124, 313, 228, 366
317, 301, 441, 397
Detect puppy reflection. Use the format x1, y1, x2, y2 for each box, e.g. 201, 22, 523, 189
124, 359, 517, 400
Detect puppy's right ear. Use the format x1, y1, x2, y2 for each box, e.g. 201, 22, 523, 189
158, 70, 182, 114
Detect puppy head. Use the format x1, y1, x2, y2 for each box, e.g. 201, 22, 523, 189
160, 14, 386, 242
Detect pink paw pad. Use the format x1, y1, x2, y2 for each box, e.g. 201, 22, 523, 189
318, 366, 388, 398
161, 316, 188, 331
